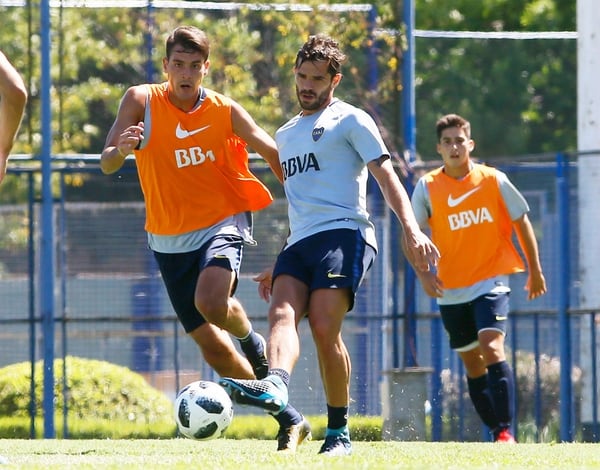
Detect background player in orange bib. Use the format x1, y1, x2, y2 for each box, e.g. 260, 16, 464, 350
409, 113, 547, 442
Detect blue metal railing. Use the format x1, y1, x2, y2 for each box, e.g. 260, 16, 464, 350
556, 151, 573, 441
1, 154, 599, 441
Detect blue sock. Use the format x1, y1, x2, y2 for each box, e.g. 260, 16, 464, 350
326, 425, 349, 438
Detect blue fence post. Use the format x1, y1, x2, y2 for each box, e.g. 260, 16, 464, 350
58, 175, 69, 438
534, 314, 542, 442
556, 151, 573, 441
402, 177, 418, 368
401, 0, 418, 369
144, 0, 155, 83
40, 0, 56, 439
390, 216, 402, 368
430, 298, 443, 441
27, 172, 36, 439
510, 313, 518, 440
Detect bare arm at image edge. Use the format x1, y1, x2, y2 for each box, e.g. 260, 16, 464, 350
0, 51, 28, 184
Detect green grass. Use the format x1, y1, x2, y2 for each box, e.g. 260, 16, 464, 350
1, 439, 600, 469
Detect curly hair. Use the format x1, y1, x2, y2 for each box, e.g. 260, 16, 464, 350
295, 34, 347, 77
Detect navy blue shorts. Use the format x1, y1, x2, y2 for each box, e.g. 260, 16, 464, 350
153, 235, 243, 333
438, 291, 510, 351
272, 228, 376, 311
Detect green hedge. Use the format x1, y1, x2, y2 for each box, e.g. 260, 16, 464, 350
0, 356, 175, 438
0, 356, 384, 440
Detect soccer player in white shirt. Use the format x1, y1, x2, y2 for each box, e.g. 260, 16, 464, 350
220, 34, 439, 455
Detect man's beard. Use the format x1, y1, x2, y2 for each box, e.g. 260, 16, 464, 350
296, 85, 332, 112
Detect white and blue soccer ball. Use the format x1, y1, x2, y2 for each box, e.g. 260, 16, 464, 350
174, 380, 233, 440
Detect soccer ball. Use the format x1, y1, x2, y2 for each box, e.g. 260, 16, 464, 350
173, 380, 233, 440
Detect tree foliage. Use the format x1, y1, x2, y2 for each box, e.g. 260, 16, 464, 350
414, 0, 576, 160
0, 0, 576, 199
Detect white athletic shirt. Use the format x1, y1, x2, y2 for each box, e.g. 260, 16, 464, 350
275, 98, 389, 250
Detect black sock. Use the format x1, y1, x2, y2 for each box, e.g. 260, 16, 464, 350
327, 404, 349, 431
467, 374, 499, 430
272, 403, 303, 428
487, 361, 515, 429
238, 329, 263, 355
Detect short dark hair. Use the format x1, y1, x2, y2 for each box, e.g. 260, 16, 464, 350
165, 26, 210, 61
436, 114, 471, 141
295, 34, 347, 77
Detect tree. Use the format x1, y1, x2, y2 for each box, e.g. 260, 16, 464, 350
413, 0, 576, 160
1, 0, 577, 198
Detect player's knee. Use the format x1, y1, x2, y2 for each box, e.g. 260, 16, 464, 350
195, 295, 228, 323
309, 319, 338, 346
269, 305, 296, 327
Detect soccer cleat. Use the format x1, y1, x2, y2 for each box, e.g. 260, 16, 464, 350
277, 416, 312, 452
494, 429, 517, 443
218, 375, 288, 414
318, 433, 353, 456
240, 333, 269, 380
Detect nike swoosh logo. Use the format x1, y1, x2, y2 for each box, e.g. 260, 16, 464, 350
495, 315, 508, 321
327, 272, 347, 279
175, 123, 211, 139
447, 186, 482, 207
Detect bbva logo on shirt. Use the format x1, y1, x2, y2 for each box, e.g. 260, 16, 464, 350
174, 147, 216, 168
447, 207, 493, 230
282, 153, 321, 179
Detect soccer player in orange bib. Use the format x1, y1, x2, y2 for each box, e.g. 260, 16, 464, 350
101, 26, 310, 446
410, 113, 547, 442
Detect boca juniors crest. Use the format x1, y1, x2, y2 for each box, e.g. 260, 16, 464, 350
312, 127, 324, 142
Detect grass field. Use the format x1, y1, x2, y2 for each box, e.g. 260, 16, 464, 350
1, 438, 600, 469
